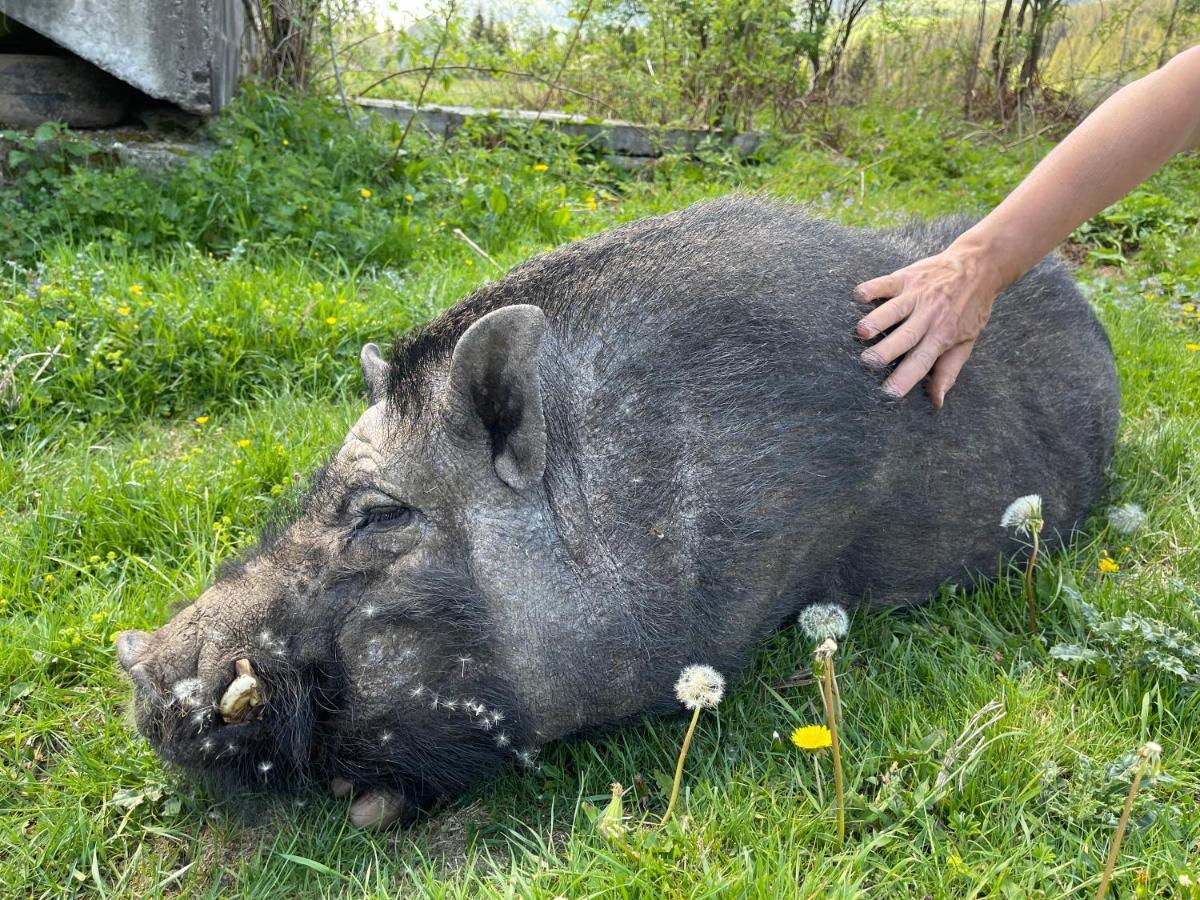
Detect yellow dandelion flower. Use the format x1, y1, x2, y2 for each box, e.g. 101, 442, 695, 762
1183, 305, 1195, 312
464, 258, 473, 266
129, 284, 144, 295
282, 138, 290, 146
585, 194, 597, 211
1099, 557, 1120, 574
405, 194, 414, 203
1186, 343, 1200, 352
359, 188, 373, 199
325, 316, 338, 326
237, 439, 251, 449
43, 573, 54, 583
532, 163, 548, 172
116, 306, 131, 316
195, 415, 210, 425
791, 724, 832, 751
90, 612, 104, 624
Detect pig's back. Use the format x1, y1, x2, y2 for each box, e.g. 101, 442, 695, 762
477, 197, 1117, 680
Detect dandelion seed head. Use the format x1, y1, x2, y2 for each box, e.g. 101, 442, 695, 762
171, 677, 205, 708
257, 760, 273, 774
674, 664, 725, 710
797, 603, 849, 641
1000, 494, 1043, 535
1108, 502, 1146, 535
1139, 741, 1162, 758
514, 748, 537, 768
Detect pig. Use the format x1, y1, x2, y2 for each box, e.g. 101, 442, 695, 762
116, 197, 1119, 828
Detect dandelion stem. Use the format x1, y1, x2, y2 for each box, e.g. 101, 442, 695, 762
1096, 751, 1151, 900
824, 657, 845, 846
661, 705, 702, 826
813, 754, 824, 806
1024, 526, 1040, 633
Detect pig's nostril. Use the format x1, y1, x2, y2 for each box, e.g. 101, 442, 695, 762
115, 629, 155, 672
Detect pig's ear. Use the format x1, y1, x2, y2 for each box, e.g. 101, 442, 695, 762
360, 343, 389, 404
446, 305, 547, 491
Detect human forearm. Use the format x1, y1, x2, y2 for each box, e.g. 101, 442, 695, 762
951, 46, 1200, 288
851, 45, 1200, 406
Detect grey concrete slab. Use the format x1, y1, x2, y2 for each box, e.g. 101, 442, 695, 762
1, 0, 244, 114
357, 99, 765, 159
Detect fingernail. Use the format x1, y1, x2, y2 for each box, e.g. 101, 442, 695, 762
882, 383, 901, 398
857, 322, 878, 339
852, 287, 867, 302
861, 350, 882, 367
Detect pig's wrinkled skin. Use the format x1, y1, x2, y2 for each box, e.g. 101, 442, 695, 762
117, 198, 1119, 828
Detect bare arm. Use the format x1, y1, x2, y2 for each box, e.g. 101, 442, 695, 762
855, 45, 1200, 406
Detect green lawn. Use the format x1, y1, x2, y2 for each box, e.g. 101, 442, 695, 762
2, 98, 1199, 897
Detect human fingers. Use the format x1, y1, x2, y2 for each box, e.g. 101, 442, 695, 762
927, 340, 974, 408
860, 306, 934, 369
880, 332, 945, 398
857, 291, 916, 339
853, 273, 903, 303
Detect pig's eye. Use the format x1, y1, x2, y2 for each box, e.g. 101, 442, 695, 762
356, 505, 415, 531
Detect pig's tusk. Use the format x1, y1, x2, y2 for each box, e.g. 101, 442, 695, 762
218, 658, 263, 723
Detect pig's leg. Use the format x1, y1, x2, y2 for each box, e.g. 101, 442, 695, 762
330, 779, 418, 829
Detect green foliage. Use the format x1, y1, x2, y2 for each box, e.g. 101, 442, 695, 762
0, 87, 603, 264
0, 122, 100, 191
1073, 183, 1200, 267
1051, 601, 1200, 684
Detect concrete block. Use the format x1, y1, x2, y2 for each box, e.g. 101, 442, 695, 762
0, 52, 130, 127
1, 0, 244, 114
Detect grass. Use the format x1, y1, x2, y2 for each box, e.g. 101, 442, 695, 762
2, 96, 1199, 897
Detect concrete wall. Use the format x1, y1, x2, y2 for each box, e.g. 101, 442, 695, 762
0, 0, 243, 114
357, 99, 765, 162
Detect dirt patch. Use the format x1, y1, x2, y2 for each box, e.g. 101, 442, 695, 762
407, 800, 495, 875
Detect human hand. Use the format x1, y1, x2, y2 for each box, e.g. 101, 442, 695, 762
853, 245, 1004, 407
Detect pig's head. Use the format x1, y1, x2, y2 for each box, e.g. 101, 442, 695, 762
117, 305, 554, 827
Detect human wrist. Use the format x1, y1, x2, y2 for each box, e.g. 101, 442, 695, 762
945, 226, 1021, 299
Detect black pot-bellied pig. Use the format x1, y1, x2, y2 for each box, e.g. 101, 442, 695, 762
116, 197, 1119, 828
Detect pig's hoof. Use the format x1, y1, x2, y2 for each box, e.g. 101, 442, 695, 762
348, 789, 414, 830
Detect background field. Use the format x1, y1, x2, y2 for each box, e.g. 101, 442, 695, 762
2, 79, 1200, 898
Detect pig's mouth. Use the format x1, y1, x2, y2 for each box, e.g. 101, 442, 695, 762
120, 644, 320, 790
